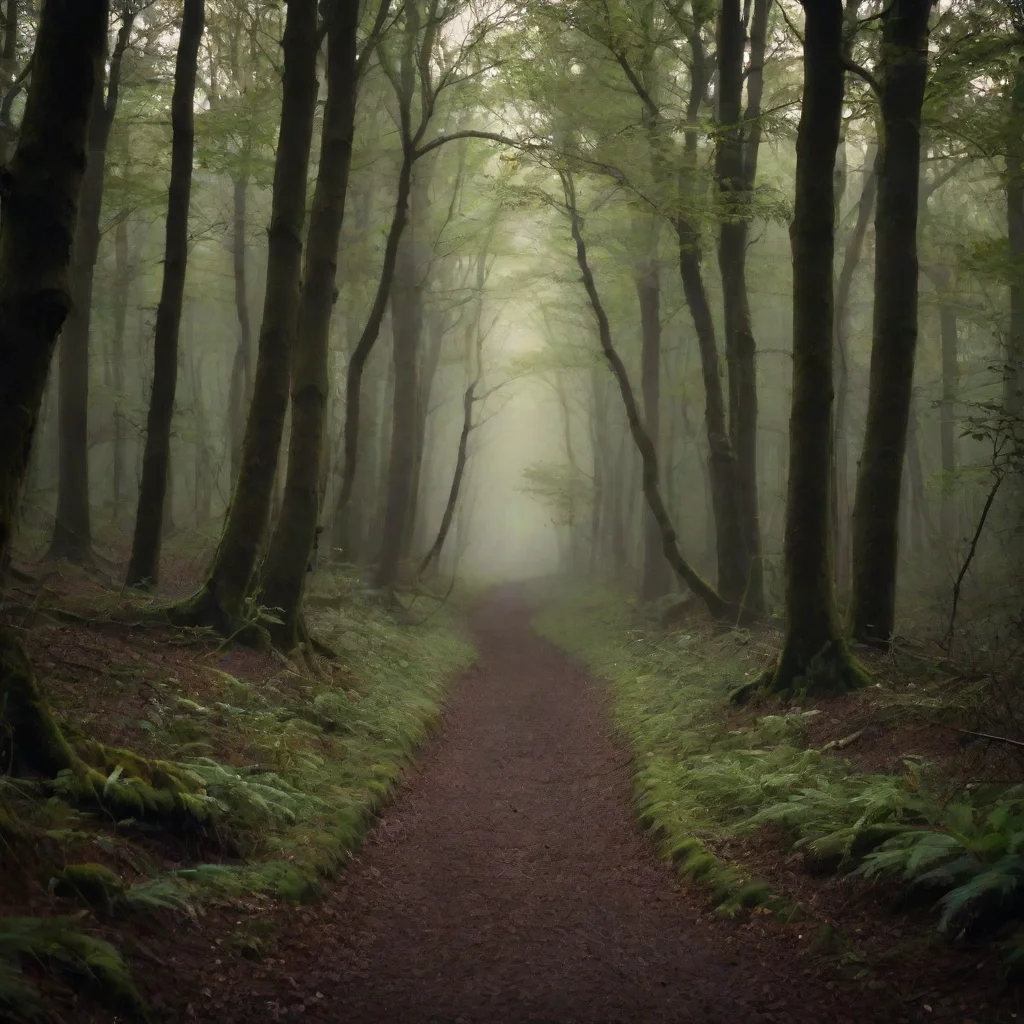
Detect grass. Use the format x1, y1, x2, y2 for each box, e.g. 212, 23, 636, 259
0, 564, 474, 1019
535, 584, 1024, 951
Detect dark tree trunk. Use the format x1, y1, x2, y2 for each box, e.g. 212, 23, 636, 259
48, 14, 134, 563
126, 0, 204, 587
171, 0, 319, 631
261, 0, 360, 648
768, 0, 867, 697
227, 169, 253, 485
0, 0, 109, 769
675, 22, 748, 607
110, 215, 132, 516
1006, 28, 1024, 426
563, 173, 728, 620
849, 0, 931, 643
832, 151, 878, 590
715, 0, 766, 618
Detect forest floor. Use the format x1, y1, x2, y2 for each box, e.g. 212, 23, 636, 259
2, 564, 1021, 1022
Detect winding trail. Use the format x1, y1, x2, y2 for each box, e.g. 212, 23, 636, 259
191, 588, 903, 1024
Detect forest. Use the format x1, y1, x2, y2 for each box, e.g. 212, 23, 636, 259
0, 0, 1023, 1020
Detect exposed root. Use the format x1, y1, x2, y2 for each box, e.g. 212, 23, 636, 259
766, 637, 870, 700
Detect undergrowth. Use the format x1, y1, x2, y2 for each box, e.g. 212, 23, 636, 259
537, 585, 1024, 960
0, 567, 473, 1019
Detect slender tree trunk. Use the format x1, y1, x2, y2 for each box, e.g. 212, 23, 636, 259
334, 153, 414, 555
636, 216, 668, 600
48, 15, 134, 562
768, 0, 867, 697
833, 150, 878, 589
675, 34, 747, 606
376, 168, 425, 590
261, 0, 360, 648
715, 0, 766, 618
126, 0, 205, 587
110, 215, 132, 517
171, 0, 318, 630
849, 0, 931, 643
563, 172, 728, 620
227, 168, 253, 484
1006, 29, 1024, 422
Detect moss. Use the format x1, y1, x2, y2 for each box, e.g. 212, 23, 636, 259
767, 638, 870, 700
51, 864, 125, 914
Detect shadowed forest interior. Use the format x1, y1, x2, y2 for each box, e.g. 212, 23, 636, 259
1, 0, 1024, 1020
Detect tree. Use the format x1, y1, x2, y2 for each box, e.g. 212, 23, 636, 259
171, 0, 320, 632
126, 0, 205, 587
260, 0, 371, 648
0, 0, 110, 763
47, 6, 138, 564
766, 0, 868, 698
849, 0, 933, 643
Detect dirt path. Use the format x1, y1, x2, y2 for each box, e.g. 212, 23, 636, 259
174, 589, 914, 1024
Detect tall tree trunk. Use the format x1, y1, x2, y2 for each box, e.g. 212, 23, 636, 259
126, 0, 205, 587
227, 167, 253, 484
563, 172, 728, 620
833, 150, 878, 589
0, 0, 109, 769
110, 215, 132, 517
715, 0, 767, 618
172, 0, 319, 630
767, 0, 867, 698
676, 23, 748, 607
375, 167, 425, 590
261, 0, 360, 648
636, 216, 668, 600
849, 0, 931, 643
48, 14, 134, 563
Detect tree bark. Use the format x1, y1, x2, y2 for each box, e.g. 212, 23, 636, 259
833, 150, 878, 589
261, 0, 360, 648
715, 0, 766, 618
0, 0, 109, 768
0, 0, 108, 577
849, 0, 931, 643
226, 168, 253, 485
47, 13, 135, 563
563, 173, 728, 620
126, 0, 205, 587
768, 0, 867, 698
636, 216, 668, 600
376, 164, 426, 590
171, 0, 319, 631
110, 215, 132, 516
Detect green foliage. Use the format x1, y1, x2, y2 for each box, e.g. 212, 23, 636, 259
857, 795, 1024, 934
0, 916, 147, 1021
538, 586, 1024, 949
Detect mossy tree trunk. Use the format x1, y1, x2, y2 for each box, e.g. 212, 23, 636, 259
0, 0, 108, 772
563, 171, 729, 622
171, 0, 319, 633
126, 0, 205, 588
261, 0, 360, 648
848, 0, 932, 643
47, 13, 136, 564
768, 0, 868, 698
